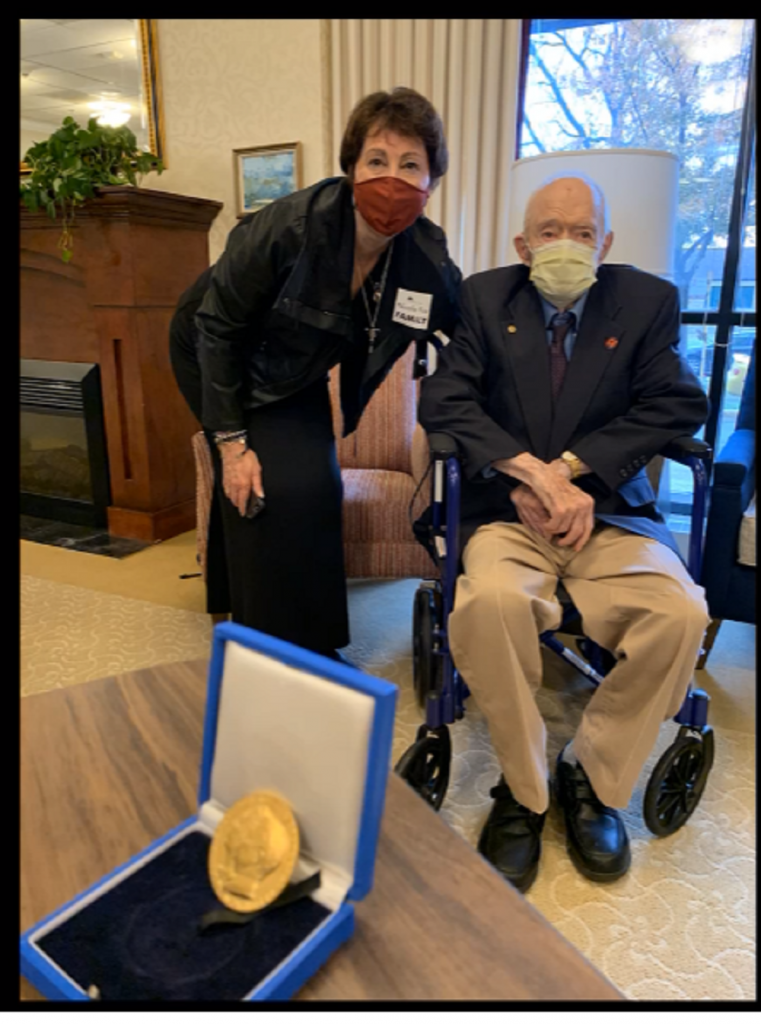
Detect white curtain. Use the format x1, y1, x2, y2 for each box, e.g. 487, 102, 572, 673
328, 19, 523, 277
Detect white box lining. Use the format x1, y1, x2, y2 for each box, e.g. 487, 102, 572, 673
209, 642, 376, 886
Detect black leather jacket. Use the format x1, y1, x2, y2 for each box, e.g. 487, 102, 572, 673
193, 176, 462, 436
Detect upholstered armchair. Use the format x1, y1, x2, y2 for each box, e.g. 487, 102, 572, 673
329, 346, 434, 578
191, 430, 214, 581
192, 345, 433, 587
698, 342, 756, 667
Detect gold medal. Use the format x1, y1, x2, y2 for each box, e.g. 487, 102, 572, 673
208, 791, 299, 913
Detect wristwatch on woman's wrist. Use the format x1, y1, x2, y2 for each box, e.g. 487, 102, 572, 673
214, 430, 248, 457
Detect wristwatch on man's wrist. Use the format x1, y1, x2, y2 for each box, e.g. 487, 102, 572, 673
559, 450, 584, 480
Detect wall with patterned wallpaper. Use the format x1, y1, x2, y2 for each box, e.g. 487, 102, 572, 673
149, 19, 331, 263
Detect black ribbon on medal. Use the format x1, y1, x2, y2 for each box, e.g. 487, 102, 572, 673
197, 871, 322, 934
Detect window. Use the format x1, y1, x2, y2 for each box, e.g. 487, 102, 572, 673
518, 18, 756, 527
708, 282, 755, 311
716, 146, 756, 456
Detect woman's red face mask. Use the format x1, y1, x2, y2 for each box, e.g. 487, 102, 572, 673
353, 175, 429, 236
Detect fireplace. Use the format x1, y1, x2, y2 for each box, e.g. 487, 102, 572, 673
20, 360, 110, 527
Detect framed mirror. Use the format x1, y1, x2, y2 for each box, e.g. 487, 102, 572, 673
20, 18, 165, 174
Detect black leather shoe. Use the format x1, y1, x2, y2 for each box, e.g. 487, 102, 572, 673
477, 778, 546, 893
555, 749, 631, 882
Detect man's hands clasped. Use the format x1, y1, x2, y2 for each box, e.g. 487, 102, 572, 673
494, 453, 595, 553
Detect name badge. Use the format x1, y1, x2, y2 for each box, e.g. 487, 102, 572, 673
392, 288, 433, 330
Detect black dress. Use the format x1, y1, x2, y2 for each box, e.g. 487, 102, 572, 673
211, 288, 372, 652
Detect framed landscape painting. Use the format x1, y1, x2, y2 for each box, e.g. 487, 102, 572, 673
234, 142, 302, 217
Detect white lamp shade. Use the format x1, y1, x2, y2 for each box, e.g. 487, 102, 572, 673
506, 148, 680, 282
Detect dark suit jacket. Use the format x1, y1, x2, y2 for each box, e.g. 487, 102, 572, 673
418, 263, 709, 556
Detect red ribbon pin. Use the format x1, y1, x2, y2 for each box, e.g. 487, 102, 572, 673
604, 337, 619, 350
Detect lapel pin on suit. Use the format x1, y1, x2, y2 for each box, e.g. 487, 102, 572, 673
507, 324, 517, 333
605, 337, 619, 349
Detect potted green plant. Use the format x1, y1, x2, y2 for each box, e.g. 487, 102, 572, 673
20, 116, 164, 263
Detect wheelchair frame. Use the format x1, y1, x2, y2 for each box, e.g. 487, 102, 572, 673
398, 428, 716, 837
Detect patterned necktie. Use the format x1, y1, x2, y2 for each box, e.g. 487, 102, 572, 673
549, 311, 576, 403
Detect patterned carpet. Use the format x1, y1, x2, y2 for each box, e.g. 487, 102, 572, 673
21, 560, 756, 1001
21, 575, 212, 695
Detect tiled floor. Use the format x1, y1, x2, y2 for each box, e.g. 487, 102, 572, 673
20, 515, 149, 558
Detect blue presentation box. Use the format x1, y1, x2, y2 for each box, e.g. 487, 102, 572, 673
20, 622, 397, 1001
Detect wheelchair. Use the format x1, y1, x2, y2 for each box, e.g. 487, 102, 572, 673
396, 430, 715, 838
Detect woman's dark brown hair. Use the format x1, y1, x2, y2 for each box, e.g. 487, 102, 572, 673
339, 87, 449, 187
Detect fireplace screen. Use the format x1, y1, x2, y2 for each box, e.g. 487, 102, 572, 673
20, 360, 110, 526
21, 408, 93, 503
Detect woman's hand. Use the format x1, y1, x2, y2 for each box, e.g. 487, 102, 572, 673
220, 447, 264, 517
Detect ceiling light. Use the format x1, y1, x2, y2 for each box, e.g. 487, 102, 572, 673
89, 100, 129, 111
88, 100, 132, 128
99, 111, 131, 127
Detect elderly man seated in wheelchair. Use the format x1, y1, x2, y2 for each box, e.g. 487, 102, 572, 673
415, 173, 710, 894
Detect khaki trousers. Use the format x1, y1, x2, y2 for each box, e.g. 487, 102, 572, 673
449, 522, 710, 815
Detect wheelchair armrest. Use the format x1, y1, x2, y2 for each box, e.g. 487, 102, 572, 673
659, 436, 712, 583
412, 334, 446, 378
661, 436, 712, 465
427, 432, 461, 460
713, 428, 755, 488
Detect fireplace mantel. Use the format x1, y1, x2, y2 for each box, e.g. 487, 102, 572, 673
20, 187, 223, 542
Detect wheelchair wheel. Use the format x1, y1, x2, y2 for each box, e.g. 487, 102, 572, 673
643, 726, 714, 837
412, 584, 442, 708
395, 725, 451, 811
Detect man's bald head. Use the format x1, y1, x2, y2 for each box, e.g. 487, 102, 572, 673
514, 173, 614, 266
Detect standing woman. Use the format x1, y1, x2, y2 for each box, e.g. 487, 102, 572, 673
186, 87, 461, 657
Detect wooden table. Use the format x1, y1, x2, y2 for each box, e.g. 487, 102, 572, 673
20, 661, 623, 1002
